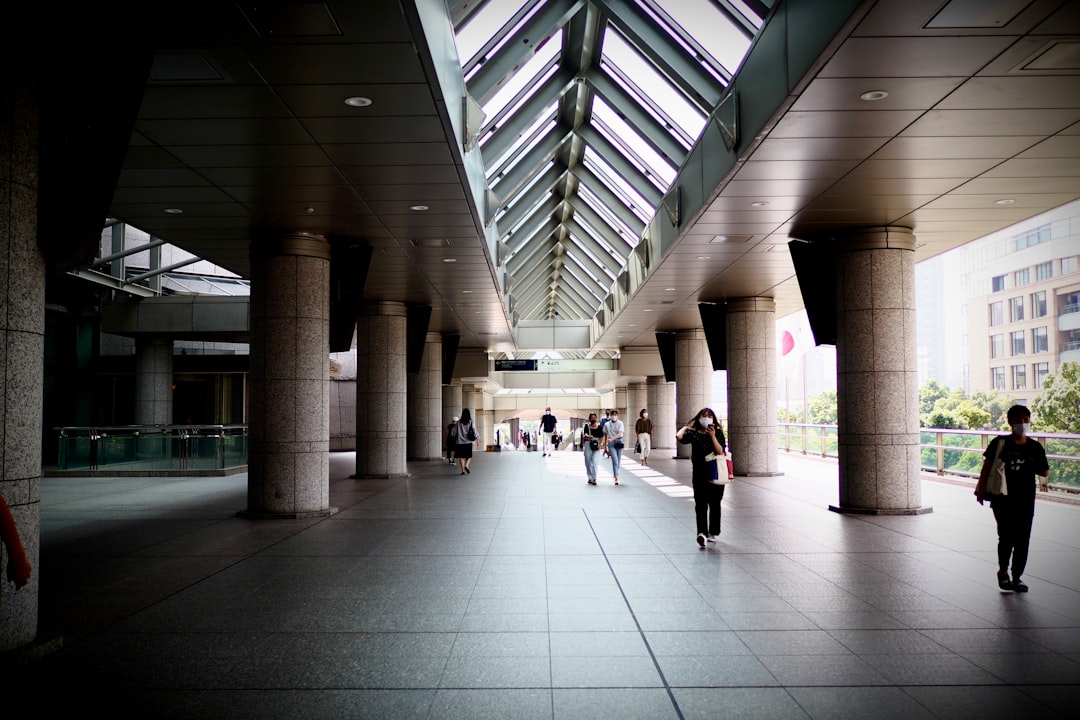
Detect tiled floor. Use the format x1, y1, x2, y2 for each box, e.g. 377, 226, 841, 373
12, 449, 1080, 719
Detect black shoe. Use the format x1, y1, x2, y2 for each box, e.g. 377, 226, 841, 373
1012, 579, 1029, 592
997, 571, 1012, 590
465, 467, 470, 474
697, 533, 706, 548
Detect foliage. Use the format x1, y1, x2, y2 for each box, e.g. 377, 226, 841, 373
919, 379, 949, 416
806, 391, 838, 424
1031, 361, 1080, 433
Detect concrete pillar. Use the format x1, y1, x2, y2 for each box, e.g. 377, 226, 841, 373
134, 337, 173, 425
674, 329, 710, 459
614, 386, 628, 419
442, 380, 462, 428
246, 233, 332, 519
1, 68, 43, 651
647, 375, 675, 451
355, 301, 408, 478
833, 227, 928, 515
726, 298, 780, 476
407, 331, 442, 461
509, 417, 520, 448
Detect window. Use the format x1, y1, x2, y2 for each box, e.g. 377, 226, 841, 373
989, 301, 1003, 326
1013, 268, 1030, 287
992, 367, 1005, 391
1013, 223, 1051, 250
1032, 290, 1047, 318
1034, 362, 1049, 389
1011, 330, 1025, 355
1032, 327, 1048, 353
1036, 261, 1053, 280
1011, 365, 1027, 390
1062, 256, 1077, 275
991, 275, 1005, 292
990, 334, 1004, 359
1009, 296, 1024, 322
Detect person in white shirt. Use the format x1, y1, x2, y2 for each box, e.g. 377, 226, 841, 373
603, 410, 626, 485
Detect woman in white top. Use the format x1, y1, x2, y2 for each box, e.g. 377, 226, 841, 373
603, 410, 626, 485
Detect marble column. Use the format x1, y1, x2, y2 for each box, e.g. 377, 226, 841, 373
246, 233, 332, 519
726, 298, 780, 476
1, 68, 43, 651
833, 227, 928, 515
614, 386, 628, 419
442, 380, 462, 456
355, 301, 408, 478
509, 417, 520, 448
674, 329, 710, 459
134, 337, 173, 424
647, 375, 675, 451
407, 331, 442, 461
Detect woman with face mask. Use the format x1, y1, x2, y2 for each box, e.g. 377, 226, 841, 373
582, 413, 604, 485
635, 409, 652, 466
675, 407, 727, 547
974, 404, 1050, 592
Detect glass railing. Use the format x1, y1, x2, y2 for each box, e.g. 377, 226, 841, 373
778, 423, 1080, 497
55, 424, 248, 472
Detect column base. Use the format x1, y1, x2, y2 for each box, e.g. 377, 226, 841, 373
829, 504, 933, 516
743, 472, 785, 477
237, 508, 338, 520
350, 473, 410, 480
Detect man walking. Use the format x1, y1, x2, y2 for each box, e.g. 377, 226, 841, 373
540, 407, 558, 456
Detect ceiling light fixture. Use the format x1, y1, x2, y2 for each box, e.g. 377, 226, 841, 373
664, 287, 676, 291
697, 256, 711, 260
164, 208, 183, 214
410, 205, 429, 211
860, 90, 889, 101
443, 258, 457, 263
994, 199, 1016, 205
344, 96, 372, 107
751, 201, 769, 207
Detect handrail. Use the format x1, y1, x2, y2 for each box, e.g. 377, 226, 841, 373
55, 424, 248, 471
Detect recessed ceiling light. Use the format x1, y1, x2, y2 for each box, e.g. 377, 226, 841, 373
410, 205, 429, 211
344, 96, 372, 107
164, 208, 183, 214
443, 258, 457, 263
664, 287, 676, 291
461, 290, 473, 294
643, 308, 653, 312
751, 201, 769, 207
994, 198, 1016, 205
860, 90, 889, 101
305, 207, 315, 214
697, 256, 711, 260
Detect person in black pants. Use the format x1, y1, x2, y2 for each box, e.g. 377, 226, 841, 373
676, 407, 727, 548
974, 404, 1050, 592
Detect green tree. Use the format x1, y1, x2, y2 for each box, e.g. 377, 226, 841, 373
954, 401, 990, 430
919, 379, 949, 416
970, 388, 1015, 429
806, 391, 838, 424
1032, 361, 1080, 433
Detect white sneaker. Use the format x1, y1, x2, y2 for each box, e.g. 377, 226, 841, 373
707, 535, 717, 543
697, 533, 706, 547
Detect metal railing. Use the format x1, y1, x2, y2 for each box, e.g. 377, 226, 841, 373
778, 423, 1080, 496
55, 424, 248, 472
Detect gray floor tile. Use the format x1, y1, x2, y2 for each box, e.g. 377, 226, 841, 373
786, 687, 938, 720
672, 687, 812, 720
553, 687, 682, 720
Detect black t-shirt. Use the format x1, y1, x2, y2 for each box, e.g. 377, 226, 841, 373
541, 413, 557, 432
678, 427, 727, 465
983, 435, 1049, 503
585, 424, 604, 447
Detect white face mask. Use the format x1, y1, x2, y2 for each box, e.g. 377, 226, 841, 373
1012, 422, 1032, 437
698, 417, 713, 427
642, 413, 648, 417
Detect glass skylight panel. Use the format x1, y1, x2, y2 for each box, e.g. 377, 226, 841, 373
483, 105, 557, 180
632, 0, 755, 80
480, 31, 560, 122
582, 148, 654, 225
600, 29, 705, 147
578, 185, 636, 244
592, 97, 676, 190
575, 204, 631, 259
455, 0, 542, 70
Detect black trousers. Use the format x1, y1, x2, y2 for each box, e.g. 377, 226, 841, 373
692, 477, 725, 535
991, 495, 1035, 579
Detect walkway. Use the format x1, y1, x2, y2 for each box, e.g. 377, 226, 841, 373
10, 449, 1080, 719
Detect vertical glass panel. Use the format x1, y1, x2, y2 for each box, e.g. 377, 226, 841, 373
481, 31, 561, 121
592, 97, 676, 189
455, 0, 541, 67
633, 0, 755, 77
582, 148, 654, 225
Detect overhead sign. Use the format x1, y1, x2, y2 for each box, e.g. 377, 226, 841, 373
495, 359, 538, 371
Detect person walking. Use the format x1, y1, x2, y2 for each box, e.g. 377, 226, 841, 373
454, 409, 478, 474
446, 416, 458, 465
582, 412, 604, 485
676, 407, 727, 547
603, 409, 626, 485
634, 408, 652, 466
540, 407, 558, 456
974, 404, 1050, 592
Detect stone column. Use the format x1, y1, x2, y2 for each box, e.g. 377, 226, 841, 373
627, 382, 647, 423
355, 301, 408, 478
472, 387, 491, 449
833, 227, 928, 515
134, 337, 173, 424
407, 331, 442, 461
442, 380, 462, 456
614, 386, 628, 418
246, 233, 332, 519
1, 69, 43, 651
674, 329, 710, 459
459, 383, 475, 421
647, 375, 675, 451
509, 417, 520, 448
726, 298, 780, 476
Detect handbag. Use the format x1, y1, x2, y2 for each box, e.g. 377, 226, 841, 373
589, 439, 599, 451
985, 436, 1008, 496
612, 439, 624, 450
708, 453, 734, 485
467, 425, 477, 442
634, 441, 641, 454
